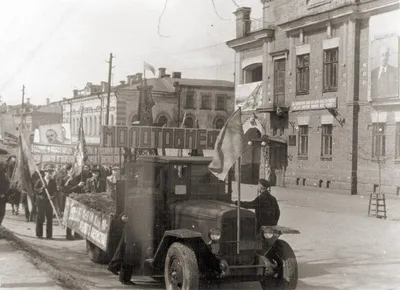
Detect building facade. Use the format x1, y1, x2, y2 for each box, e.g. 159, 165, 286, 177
61, 69, 234, 145
227, 0, 399, 195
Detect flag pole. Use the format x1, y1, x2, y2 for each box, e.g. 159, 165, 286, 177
236, 156, 241, 255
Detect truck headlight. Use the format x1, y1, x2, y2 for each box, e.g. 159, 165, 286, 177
209, 228, 222, 241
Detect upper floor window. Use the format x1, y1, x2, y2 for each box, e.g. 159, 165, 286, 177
298, 125, 308, 158
214, 117, 226, 129
244, 63, 262, 83
184, 116, 194, 128
372, 123, 386, 158
216, 95, 226, 111
323, 48, 338, 91
110, 115, 114, 126
296, 54, 310, 94
185, 91, 195, 109
201, 93, 211, 110
321, 124, 332, 159
157, 115, 169, 127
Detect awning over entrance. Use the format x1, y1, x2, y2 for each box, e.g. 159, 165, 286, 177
268, 136, 287, 144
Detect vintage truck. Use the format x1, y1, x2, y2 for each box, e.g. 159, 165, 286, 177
64, 155, 300, 289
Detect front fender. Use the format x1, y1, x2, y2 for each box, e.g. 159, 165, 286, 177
150, 229, 220, 277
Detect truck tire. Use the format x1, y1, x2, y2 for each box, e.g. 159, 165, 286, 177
164, 242, 199, 290
260, 239, 298, 290
86, 240, 110, 264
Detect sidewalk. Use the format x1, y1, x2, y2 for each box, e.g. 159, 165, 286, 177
0, 234, 65, 290
232, 182, 400, 222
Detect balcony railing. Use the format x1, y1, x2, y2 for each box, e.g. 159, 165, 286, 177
235, 81, 263, 111
250, 18, 264, 32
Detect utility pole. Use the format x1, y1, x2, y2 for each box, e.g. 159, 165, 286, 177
105, 53, 115, 126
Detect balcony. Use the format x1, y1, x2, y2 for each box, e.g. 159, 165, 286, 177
235, 81, 263, 112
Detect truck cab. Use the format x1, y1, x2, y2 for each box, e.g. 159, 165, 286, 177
124, 155, 299, 290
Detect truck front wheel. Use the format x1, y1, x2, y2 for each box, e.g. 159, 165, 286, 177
164, 242, 199, 290
86, 240, 110, 264
260, 239, 298, 290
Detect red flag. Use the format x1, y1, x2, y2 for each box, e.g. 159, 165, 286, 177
10, 132, 36, 197
208, 108, 244, 181
73, 110, 88, 177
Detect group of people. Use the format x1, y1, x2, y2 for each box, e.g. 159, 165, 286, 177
0, 156, 120, 240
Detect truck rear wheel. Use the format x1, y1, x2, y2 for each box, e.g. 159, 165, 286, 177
164, 242, 199, 290
86, 240, 110, 264
260, 239, 298, 290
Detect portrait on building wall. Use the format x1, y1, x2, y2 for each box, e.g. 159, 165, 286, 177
38, 123, 71, 145
369, 34, 399, 101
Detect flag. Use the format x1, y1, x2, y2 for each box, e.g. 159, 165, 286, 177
177, 112, 187, 157
10, 131, 36, 198
73, 110, 88, 177
144, 61, 156, 76
208, 108, 244, 181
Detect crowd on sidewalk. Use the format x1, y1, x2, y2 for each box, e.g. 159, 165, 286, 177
0, 155, 120, 239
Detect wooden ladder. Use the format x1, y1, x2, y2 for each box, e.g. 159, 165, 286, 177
368, 193, 387, 219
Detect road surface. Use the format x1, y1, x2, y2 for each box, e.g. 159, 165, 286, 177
2, 186, 400, 290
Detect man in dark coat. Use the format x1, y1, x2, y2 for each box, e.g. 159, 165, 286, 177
0, 162, 10, 226
85, 167, 101, 193
236, 179, 280, 230
107, 213, 135, 285
34, 165, 57, 239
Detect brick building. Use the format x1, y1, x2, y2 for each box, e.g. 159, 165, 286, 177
227, 0, 399, 195
61, 69, 234, 145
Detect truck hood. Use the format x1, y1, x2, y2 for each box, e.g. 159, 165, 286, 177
171, 199, 254, 222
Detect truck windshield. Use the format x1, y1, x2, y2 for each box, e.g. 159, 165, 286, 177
190, 164, 226, 195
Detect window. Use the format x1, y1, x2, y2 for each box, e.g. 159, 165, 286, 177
201, 94, 211, 110
396, 123, 400, 159
84, 117, 88, 133
215, 118, 225, 129
274, 59, 286, 106
184, 117, 194, 128
323, 48, 338, 91
94, 116, 97, 135
89, 116, 92, 135
321, 124, 332, 159
158, 115, 169, 127
72, 119, 75, 135
186, 91, 195, 109
216, 95, 226, 111
111, 115, 114, 126
298, 125, 308, 157
372, 123, 386, 158
296, 54, 310, 94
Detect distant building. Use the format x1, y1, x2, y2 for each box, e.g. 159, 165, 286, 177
227, 0, 400, 195
61, 69, 234, 144
0, 98, 60, 141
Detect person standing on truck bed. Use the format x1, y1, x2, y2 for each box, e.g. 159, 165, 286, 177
85, 167, 101, 193
235, 179, 280, 229
34, 165, 57, 239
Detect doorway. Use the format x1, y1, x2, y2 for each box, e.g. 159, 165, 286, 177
269, 141, 287, 187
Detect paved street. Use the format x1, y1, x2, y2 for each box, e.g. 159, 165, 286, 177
2, 185, 400, 290
0, 237, 65, 290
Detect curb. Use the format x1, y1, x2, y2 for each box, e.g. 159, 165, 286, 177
0, 226, 90, 290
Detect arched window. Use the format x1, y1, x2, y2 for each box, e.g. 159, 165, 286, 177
215, 117, 226, 129
94, 116, 97, 135
89, 116, 92, 135
184, 116, 194, 128
157, 115, 169, 127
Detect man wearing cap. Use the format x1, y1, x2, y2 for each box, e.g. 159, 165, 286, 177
107, 166, 119, 200
86, 167, 102, 193
34, 165, 57, 239
235, 179, 280, 230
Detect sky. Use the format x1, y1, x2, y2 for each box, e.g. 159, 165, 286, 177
0, 0, 262, 106
0, 1, 398, 106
